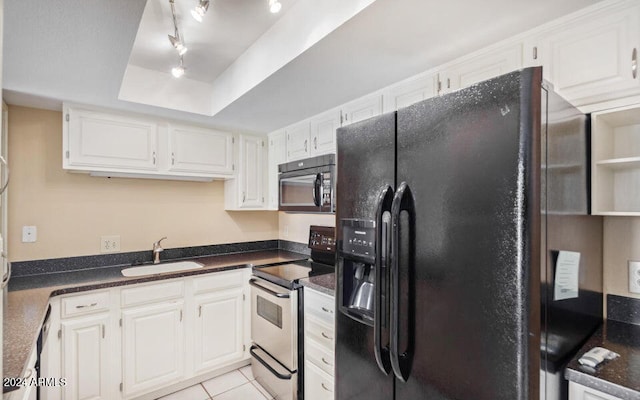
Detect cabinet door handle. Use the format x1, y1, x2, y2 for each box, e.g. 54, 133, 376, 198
632, 48, 638, 79
314, 137, 317, 149
321, 357, 333, 366
179, 310, 183, 322
152, 151, 156, 165
76, 302, 98, 309
171, 152, 175, 165
447, 78, 451, 89
532, 46, 538, 60
321, 331, 333, 340
304, 139, 308, 152
242, 192, 246, 203
321, 383, 333, 392
198, 305, 202, 317
0, 155, 9, 196
102, 324, 105, 339
321, 306, 333, 314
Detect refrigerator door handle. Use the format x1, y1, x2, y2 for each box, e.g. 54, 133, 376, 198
313, 173, 322, 207
374, 185, 394, 375
390, 181, 414, 382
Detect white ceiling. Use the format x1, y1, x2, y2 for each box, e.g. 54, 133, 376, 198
3, 0, 602, 134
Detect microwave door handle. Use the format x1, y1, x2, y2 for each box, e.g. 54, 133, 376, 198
313, 173, 322, 207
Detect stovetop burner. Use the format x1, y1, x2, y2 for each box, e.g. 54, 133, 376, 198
253, 260, 334, 289
253, 225, 336, 289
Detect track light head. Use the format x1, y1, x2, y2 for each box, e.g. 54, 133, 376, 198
168, 34, 188, 55
191, 0, 209, 22
269, 0, 282, 13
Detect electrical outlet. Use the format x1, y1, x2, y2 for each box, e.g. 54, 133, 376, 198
629, 261, 640, 294
101, 235, 121, 253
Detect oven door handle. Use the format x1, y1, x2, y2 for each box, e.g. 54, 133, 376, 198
250, 279, 290, 298
250, 345, 293, 380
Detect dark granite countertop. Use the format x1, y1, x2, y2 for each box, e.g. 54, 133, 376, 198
565, 320, 640, 400
300, 273, 335, 296
3, 249, 307, 392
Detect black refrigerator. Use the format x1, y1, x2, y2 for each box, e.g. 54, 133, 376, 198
335, 67, 603, 400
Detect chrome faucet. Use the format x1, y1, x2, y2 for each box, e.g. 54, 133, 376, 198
152, 237, 167, 264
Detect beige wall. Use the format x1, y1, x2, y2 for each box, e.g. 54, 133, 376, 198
7, 106, 279, 262
278, 212, 335, 244
603, 216, 640, 301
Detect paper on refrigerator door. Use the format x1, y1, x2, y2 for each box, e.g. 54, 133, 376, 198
554, 250, 580, 301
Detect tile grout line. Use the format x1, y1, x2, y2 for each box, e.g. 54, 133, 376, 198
200, 383, 214, 400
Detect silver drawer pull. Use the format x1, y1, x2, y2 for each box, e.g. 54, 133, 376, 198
321, 357, 333, 366
321, 331, 333, 340
321, 306, 333, 314
321, 383, 333, 392
75, 302, 98, 309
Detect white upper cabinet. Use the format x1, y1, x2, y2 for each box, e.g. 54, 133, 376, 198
267, 131, 286, 210
439, 43, 523, 94
286, 121, 311, 161
63, 104, 235, 181
341, 93, 383, 126
523, 0, 640, 107
310, 109, 340, 155
168, 125, 234, 176
382, 73, 439, 112
224, 134, 267, 210
64, 106, 158, 172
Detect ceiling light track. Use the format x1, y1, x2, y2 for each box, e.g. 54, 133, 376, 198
169, 0, 187, 77
166, 0, 284, 78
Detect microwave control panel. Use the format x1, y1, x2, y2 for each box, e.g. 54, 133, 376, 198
321, 172, 332, 208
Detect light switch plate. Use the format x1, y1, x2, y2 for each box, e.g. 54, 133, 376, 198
22, 226, 37, 243
629, 261, 640, 294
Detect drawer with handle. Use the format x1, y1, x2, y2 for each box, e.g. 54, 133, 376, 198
61, 290, 110, 318
305, 314, 334, 350
306, 337, 335, 376
304, 288, 335, 324
305, 360, 334, 400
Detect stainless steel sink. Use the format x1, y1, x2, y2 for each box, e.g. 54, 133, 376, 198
121, 261, 204, 277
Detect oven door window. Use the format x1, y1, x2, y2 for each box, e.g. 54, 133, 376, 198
280, 174, 320, 207
257, 295, 283, 329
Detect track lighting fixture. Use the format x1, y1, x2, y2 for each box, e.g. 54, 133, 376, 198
269, 0, 282, 13
171, 57, 185, 78
168, 34, 188, 55
191, 0, 210, 22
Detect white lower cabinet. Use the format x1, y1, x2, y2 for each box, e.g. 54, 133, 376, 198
121, 301, 185, 398
40, 270, 250, 400
61, 314, 111, 400
304, 360, 334, 400
304, 288, 335, 400
569, 382, 623, 400
193, 288, 245, 374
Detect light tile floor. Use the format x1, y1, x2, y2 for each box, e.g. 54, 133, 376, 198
157, 365, 273, 400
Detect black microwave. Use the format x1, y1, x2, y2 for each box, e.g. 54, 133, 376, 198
278, 154, 335, 213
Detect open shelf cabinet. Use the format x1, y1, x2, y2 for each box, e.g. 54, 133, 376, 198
592, 105, 640, 216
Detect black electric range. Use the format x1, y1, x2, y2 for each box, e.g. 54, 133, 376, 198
253, 225, 336, 289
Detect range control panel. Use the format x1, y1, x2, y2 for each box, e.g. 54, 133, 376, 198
309, 225, 336, 253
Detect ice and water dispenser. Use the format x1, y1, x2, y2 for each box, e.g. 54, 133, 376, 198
339, 219, 386, 325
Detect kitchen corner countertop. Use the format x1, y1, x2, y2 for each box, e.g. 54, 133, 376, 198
565, 320, 640, 400
299, 273, 335, 296
4, 249, 307, 390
